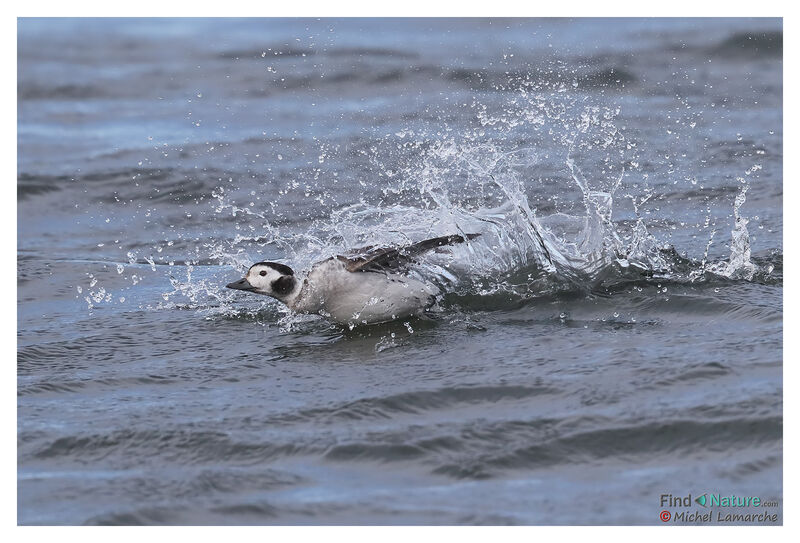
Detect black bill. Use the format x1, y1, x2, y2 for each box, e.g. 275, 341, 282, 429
226, 278, 255, 291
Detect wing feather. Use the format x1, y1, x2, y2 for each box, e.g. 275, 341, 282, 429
341, 233, 479, 273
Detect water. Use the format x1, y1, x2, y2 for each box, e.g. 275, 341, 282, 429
18, 18, 782, 525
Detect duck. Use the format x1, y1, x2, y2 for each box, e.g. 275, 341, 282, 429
226, 234, 478, 325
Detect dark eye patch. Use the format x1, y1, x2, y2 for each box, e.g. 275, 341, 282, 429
259, 270, 267, 276
271, 275, 295, 296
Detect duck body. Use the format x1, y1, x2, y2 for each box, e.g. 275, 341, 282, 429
291, 257, 437, 325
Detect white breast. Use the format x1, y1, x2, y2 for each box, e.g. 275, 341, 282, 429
290, 258, 437, 325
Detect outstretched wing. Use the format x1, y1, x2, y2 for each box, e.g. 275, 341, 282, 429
340, 233, 480, 273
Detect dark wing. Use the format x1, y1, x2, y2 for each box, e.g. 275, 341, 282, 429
340, 233, 480, 273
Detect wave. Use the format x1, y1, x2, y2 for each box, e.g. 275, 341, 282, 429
28, 428, 317, 465
266, 384, 560, 425
19, 60, 639, 104
430, 415, 781, 479
219, 45, 419, 61
711, 31, 782, 59
25, 409, 779, 482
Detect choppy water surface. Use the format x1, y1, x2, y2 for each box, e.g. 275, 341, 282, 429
18, 18, 782, 525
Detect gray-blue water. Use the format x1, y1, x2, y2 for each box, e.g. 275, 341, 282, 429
18, 18, 782, 525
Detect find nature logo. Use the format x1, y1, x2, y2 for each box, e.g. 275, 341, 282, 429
658, 492, 778, 523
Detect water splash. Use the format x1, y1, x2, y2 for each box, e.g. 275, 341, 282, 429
704, 182, 757, 281
91, 83, 771, 321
